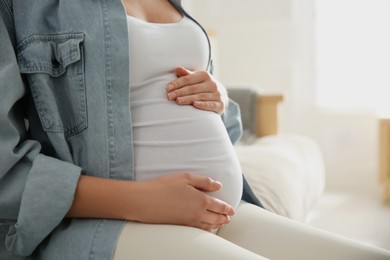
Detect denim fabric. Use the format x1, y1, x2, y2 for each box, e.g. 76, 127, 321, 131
0, 0, 257, 259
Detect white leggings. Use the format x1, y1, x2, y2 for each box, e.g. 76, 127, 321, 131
113, 201, 390, 260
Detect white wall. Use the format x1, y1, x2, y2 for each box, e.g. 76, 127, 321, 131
183, 0, 294, 92
183, 0, 382, 194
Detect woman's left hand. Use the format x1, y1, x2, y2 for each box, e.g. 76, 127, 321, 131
166, 67, 228, 115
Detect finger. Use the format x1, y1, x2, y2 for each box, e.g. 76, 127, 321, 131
175, 93, 220, 105
209, 223, 224, 231
176, 67, 192, 77
193, 101, 224, 114
198, 224, 212, 233
198, 221, 226, 232
168, 83, 216, 101
201, 210, 231, 226
199, 223, 223, 232
185, 174, 222, 192
196, 212, 229, 232
167, 70, 210, 92
166, 75, 201, 92
207, 198, 235, 216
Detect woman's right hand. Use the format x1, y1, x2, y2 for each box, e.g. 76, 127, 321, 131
128, 172, 235, 232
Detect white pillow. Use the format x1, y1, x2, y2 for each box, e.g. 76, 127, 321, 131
235, 134, 325, 222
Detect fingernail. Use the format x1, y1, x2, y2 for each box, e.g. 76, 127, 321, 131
168, 92, 176, 100
166, 83, 175, 91
177, 97, 186, 104
214, 181, 222, 186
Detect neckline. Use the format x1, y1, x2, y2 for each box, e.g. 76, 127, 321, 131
126, 14, 186, 26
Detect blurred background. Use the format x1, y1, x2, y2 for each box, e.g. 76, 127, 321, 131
182, 0, 390, 251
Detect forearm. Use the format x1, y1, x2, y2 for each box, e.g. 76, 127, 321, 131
66, 175, 140, 221
66, 173, 235, 232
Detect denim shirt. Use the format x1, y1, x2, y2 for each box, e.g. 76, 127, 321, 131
0, 0, 261, 259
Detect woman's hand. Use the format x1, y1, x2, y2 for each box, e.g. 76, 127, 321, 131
67, 173, 233, 232
166, 67, 229, 115
130, 172, 235, 232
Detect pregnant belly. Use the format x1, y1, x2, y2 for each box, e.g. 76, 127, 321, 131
131, 102, 243, 208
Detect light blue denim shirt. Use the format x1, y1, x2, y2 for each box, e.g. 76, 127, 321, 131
0, 0, 262, 259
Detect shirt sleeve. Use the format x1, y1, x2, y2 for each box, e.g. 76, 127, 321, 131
0, 9, 81, 257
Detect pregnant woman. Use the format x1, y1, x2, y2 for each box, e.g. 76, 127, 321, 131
1, 0, 390, 259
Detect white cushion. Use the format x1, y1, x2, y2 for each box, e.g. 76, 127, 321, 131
235, 134, 325, 222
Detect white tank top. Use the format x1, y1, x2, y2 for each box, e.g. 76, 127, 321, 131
127, 15, 243, 208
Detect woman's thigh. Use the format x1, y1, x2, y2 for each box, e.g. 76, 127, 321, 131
113, 221, 267, 260
217, 201, 390, 260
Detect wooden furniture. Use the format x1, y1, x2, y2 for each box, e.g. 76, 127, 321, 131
379, 118, 390, 202
256, 95, 284, 137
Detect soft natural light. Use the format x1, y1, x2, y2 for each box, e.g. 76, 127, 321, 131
315, 0, 390, 112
